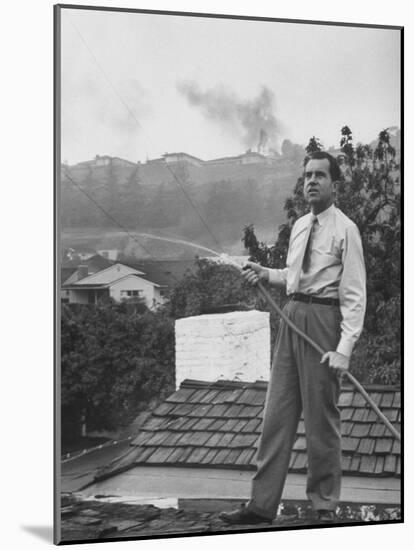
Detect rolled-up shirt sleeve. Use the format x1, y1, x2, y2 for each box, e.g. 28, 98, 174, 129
267, 267, 288, 286
336, 224, 366, 357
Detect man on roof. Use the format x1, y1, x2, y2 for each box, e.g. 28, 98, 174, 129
220, 151, 366, 525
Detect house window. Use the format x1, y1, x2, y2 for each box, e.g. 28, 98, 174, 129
121, 290, 143, 298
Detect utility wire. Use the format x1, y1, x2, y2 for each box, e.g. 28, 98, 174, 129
62, 168, 152, 258
62, 166, 182, 285
69, 17, 225, 254
70, 22, 143, 132
162, 161, 225, 253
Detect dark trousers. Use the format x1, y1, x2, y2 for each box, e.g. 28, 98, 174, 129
247, 299, 342, 519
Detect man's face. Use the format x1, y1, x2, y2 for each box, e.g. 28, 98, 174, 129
303, 158, 335, 210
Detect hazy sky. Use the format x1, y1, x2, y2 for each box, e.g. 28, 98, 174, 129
61, 8, 401, 164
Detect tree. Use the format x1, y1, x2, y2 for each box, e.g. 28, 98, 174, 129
61, 303, 175, 436
243, 129, 401, 384
306, 136, 323, 154
340, 125, 354, 161
167, 258, 257, 319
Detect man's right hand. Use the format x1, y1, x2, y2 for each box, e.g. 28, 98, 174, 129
242, 261, 269, 286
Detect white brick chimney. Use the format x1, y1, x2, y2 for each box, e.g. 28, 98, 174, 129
175, 310, 270, 389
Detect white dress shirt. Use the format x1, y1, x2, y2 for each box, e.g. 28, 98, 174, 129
267, 204, 366, 357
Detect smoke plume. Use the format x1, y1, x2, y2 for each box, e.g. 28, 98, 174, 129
177, 81, 280, 150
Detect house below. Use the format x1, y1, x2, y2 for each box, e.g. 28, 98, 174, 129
61, 256, 201, 307
61, 262, 166, 308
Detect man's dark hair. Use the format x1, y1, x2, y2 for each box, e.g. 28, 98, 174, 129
303, 151, 341, 182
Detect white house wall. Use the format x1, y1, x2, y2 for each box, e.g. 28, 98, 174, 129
109, 275, 157, 307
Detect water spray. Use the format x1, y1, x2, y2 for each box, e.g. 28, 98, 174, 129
132, 232, 223, 257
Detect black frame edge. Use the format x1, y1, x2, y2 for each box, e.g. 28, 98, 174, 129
54, 3, 62, 546
55, 3, 403, 31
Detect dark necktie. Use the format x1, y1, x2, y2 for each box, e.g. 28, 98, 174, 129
302, 215, 318, 273
290, 215, 318, 293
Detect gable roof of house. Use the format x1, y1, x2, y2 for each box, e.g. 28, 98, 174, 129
62, 260, 173, 290
63, 263, 144, 287
61, 255, 115, 285
96, 379, 401, 482
63, 273, 162, 291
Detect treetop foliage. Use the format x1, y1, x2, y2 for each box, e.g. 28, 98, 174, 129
61, 302, 175, 435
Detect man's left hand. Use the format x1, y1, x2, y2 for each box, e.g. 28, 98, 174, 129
321, 351, 350, 377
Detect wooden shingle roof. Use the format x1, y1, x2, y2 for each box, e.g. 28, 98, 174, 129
96, 379, 401, 481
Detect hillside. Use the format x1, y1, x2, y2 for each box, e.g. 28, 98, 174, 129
60, 129, 400, 259
60, 148, 305, 257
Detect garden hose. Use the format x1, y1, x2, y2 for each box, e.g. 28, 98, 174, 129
256, 281, 401, 442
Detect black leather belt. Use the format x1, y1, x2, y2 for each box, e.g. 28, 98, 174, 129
291, 293, 340, 306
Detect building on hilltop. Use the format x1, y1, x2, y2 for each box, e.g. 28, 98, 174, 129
72, 155, 137, 169
206, 151, 277, 167
162, 152, 204, 167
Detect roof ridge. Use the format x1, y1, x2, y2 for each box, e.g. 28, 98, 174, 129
179, 379, 400, 392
